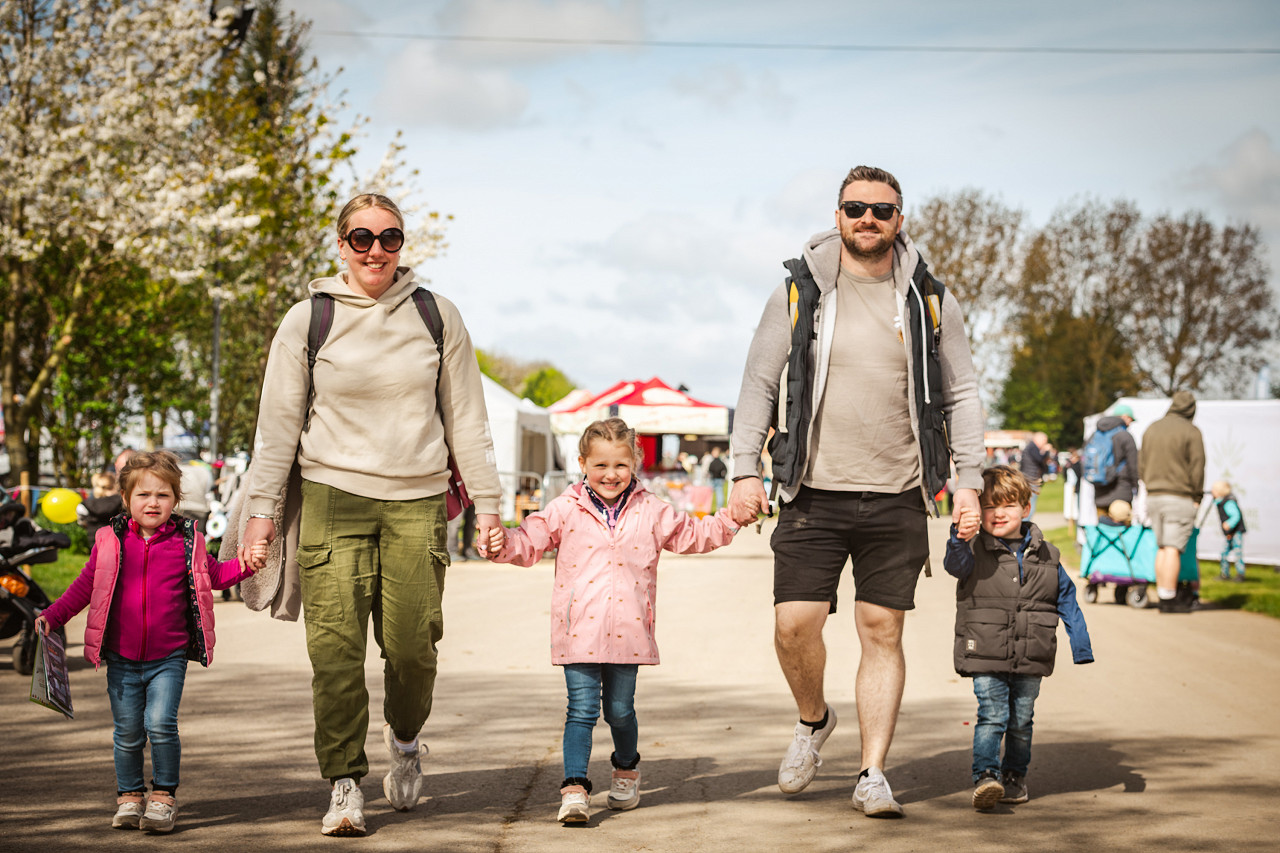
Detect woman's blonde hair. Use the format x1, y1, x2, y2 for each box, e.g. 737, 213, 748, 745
336, 193, 405, 239
119, 450, 184, 504
578, 418, 642, 466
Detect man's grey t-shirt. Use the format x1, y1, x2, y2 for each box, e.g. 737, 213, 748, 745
805, 264, 921, 493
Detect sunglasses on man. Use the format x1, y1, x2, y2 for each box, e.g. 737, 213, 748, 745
839, 201, 901, 221
343, 227, 405, 253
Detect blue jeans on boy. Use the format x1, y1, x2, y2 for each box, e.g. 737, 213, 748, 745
562, 663, 640, 784
972, 673, 1041, 780
104, 648, 188, 794
1220, 532, 1245, 578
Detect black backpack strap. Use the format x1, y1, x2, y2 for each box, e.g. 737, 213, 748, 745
410, 288, 445, 390
303, 293, 336, 433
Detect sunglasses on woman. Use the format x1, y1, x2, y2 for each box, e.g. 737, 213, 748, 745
839, 201, 900, 221
343, 227, 405, 253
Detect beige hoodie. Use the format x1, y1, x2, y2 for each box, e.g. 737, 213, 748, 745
246, 266, 501, 517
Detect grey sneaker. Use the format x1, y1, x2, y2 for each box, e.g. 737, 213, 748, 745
112, 793, 145, 829
852, 766, 903, 817
138, 792, 178, 833
777, 706, 837, 793
972, 770, 1004, 810
383, 724, 427, 811
607, 769, 641, 811
999, 771, 1029, 804
321, 779, 366, 837
557, 784, 590, 824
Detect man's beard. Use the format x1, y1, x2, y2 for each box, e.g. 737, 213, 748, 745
841, 225, 895, 260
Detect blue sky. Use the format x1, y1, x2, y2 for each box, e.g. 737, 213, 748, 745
282, 0, 1280, 408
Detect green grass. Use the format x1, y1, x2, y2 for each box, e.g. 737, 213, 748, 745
1041, 510, 1280, 620
26, 550, 87, 599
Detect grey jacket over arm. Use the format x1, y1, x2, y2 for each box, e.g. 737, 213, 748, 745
730, 228, 986, 508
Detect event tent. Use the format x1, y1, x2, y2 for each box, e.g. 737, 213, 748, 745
549, 377, 729, 436
1076, 397, 1280, 566
482, 376, 557, 514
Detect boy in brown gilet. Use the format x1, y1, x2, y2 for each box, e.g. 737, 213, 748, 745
944, 466, 1094, 810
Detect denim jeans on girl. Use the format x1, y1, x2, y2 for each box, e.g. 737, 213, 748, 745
104, 648, 188, 794
972, 673, 1041, 780
562, 663, 639, 783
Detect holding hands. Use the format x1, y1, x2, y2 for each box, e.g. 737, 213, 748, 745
728, 477, 767, 527
238, 540, 268, 574
952, 487, 981, 541
476, 513, 505, 558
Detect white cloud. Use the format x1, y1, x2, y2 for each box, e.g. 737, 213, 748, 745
669, 64, 793, 118
1184, 129, 1280, 237
375, 47, 531, 130
435, 0, 647, 66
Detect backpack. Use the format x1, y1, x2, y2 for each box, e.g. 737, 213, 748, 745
305, 289, 472, 520
1082, 425, 1124, 487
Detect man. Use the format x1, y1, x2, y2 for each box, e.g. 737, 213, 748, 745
706, 446, 728, 509
728, 165, 985, 817
1018, 432, 1054, 519
1138, 391, 1205, 613
1090, 404, 1139, 518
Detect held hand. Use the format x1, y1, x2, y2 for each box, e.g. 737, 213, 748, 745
952, 488, 980, 534
728, 477, 767, 527
956, 507, 981, 541
34, 615, 50, 636
244, 516, 276, 550
248, 539, 269, 570
474, 513, 503, 557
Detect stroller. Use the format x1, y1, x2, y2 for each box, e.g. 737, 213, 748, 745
1080, 522, 1202, 608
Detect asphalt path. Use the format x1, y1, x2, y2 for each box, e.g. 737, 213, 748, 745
3, 517, 1278, 851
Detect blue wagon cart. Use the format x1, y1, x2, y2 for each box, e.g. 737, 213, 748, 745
1080, 524, 1201, 608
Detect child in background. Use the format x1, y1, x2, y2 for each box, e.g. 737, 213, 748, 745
1211, 480, 1247, 581
1099, 499, 1132, 528
944, 465, 1093, 810
483, 418, 740, 825
36, 450, 263, 833
77, 471, 125, 539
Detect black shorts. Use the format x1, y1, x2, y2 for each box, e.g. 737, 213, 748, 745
771, 486, 929, 612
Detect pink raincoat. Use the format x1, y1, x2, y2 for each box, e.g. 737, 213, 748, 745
491, 482, 738, 665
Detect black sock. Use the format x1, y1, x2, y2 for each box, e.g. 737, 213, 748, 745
800, 708, 828, 733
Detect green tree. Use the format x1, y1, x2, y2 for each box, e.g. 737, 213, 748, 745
520, 367, 576, 408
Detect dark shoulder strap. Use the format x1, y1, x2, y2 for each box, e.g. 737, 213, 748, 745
303, 294, 336, 433
409, 288, 446, 390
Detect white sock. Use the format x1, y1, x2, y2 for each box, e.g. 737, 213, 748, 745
394, 736, 419, 753
1157, 588, 1177, 600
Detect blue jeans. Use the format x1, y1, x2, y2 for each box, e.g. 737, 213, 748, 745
562, 663, 639, 783
104, 648, 188, 794
972, 673, 1041, 780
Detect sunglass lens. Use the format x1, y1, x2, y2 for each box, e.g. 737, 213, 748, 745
380, 228, 405, 253
843, 202, 868, 219
347, 228, 375, 252
871, 203, 896, 221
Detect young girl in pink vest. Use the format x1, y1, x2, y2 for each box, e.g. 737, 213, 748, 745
484, 418, 740, 825
36, 451, 262, 833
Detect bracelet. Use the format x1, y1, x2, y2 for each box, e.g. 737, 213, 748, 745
249, 513, 274, 519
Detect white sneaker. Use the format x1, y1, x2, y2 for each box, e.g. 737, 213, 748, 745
777, 706, 837, 793
138, 792, 178, 833
112, 794, 145, 829
852, 766, 903, 817
557, 784, 590, 824
607, 769, 641, 811
383, 724, 427, 811
321, 779, 366, 837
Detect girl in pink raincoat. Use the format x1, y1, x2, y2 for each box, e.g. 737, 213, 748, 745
485, 417, 740, 825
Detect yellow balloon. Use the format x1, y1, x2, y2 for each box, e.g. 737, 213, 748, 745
40, 488, 83, 525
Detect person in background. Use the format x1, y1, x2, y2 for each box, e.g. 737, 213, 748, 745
1211, 480, 1247, 581
1018, 432, 1054, 520
77, 471, 125, 539
1138, 391, 1205, 613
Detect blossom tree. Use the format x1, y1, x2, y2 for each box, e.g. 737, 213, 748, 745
0, 0, 259, 478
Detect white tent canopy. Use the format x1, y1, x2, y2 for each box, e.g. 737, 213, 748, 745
1078, 397, 1280, 566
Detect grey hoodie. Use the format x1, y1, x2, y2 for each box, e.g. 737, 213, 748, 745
730, 228, 986, 508
247, 266, 501, 517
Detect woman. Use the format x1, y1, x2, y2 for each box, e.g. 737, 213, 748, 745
242, 193, 502, 837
